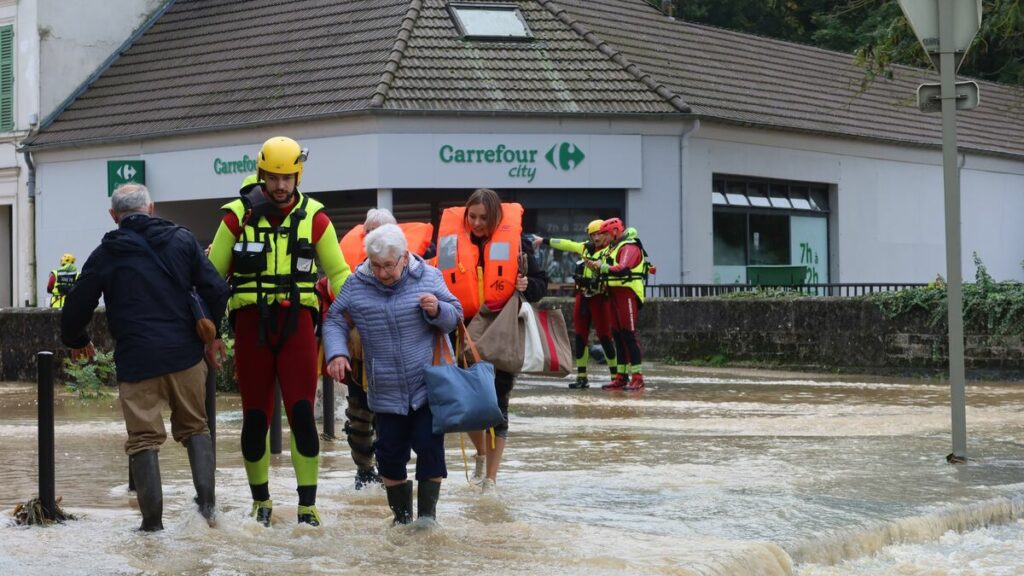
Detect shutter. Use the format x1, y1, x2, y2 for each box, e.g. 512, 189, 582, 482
0, 26, 12, 132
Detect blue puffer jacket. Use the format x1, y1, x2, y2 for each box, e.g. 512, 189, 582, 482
323, 253, 462, 416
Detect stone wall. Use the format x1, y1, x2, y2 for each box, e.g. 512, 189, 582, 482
0, 309, 113, 382
3, 299, 1022, 381
542, 297, 1024, 375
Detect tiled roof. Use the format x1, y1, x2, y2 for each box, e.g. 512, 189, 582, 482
27, 0, 1024, 160
28, 0, 412, 147
550, 0, 1024, 158
381, 0, 680, 114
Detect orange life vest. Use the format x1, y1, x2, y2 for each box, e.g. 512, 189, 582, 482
433, 203, 523, 319
339, 222, 435, 268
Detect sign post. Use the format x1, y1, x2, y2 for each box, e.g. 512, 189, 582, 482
897, 0, 981, 463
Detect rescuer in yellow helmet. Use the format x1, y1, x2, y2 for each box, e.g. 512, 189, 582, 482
207, 136, 351, 527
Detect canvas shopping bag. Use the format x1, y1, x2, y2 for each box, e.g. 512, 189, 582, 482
520, 303, 573, 376
424, 321, 504, 435
465, 291, 525, 374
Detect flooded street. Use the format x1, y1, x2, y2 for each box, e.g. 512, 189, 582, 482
3, 366, 1024, 575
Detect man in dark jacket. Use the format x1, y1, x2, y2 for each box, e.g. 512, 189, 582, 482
61, 183, 229, 532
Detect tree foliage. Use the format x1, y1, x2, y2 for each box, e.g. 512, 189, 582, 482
647, 0, 1024, 86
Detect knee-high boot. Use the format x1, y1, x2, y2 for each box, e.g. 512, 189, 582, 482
417, 480, 440, 520
186, 433, 216, 520
129, 450, 163, 531
385, 481, 413, 525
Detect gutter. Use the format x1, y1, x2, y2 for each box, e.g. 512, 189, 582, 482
679, 119, 700, 283
21, 146, 36, 306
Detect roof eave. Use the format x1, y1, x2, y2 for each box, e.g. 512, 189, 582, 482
23, 107, 692, 152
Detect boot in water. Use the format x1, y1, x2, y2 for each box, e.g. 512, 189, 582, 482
354, 467, 382, 490
625, 374, 645, 391
569, 375, 589, 389
297, 504, 321, 526
251, 499, 272, 527
386, 481, 413, 525
129, 450, 163, 532
417, 480, 441, 521
186, 433, 215, 521
602, 373, 628, 391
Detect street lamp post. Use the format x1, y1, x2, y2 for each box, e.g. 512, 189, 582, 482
897, 0, 981, 462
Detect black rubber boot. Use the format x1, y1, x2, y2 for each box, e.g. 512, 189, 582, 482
386, 481, 413, 525
186, 433, 216, 520
129, 450, 163, 531
417, 480, 440, 520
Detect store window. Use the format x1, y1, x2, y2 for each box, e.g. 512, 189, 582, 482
713, 176, 829, 284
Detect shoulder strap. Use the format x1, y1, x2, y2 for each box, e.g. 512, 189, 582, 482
122, 228, 188, 292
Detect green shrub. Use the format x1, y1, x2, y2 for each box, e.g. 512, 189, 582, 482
867, 253, 1024, 336
212, 316, 238, 392
63, 350, 116, 399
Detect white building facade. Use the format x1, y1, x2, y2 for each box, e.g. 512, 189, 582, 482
30, 113, 1024, 306
0, 0, 163, 307
23, 0, 1024, 305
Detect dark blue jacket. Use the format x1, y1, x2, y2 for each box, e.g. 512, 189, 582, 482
61, 214, 229, 382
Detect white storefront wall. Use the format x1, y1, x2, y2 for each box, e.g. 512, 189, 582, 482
32, 122, 657, 304
683, 124, 1024, 284
31, 118, 1024, 304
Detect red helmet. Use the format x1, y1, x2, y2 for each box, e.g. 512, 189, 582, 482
599, 217, 624, 238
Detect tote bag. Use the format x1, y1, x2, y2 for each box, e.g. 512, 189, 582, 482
520, 303, 573, 376
424, 321, 504, 435
465, 291, 525, 374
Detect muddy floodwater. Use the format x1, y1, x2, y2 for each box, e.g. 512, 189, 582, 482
2, 366, 1024, 575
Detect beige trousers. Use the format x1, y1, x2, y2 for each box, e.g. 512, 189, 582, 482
119, 360, 209, 455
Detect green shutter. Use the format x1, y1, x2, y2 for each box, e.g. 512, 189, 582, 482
0, 26, 12, 132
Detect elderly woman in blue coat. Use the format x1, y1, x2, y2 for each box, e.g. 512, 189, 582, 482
323, 223, 463, 525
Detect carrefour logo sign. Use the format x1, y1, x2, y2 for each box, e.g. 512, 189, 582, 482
438, 142, 585, 183
213, 155, 258, 175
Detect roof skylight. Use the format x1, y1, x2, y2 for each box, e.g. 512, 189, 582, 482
448, 3, 533, 40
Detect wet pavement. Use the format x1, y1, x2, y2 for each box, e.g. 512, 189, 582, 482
2, 364, 1024, 575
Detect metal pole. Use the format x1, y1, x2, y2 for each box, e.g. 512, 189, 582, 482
271, 381, 283, 454
37, 351, 56, 518
939, 0, 967, 460
205, 359, 217, 466
322, 375, 335, 438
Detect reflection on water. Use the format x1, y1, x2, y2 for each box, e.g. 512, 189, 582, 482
2, 368, 1024, 575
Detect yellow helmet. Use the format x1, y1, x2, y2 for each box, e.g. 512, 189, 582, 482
586, 219, 604, 235
257, 136, 307, 184
60, 253, 76, 266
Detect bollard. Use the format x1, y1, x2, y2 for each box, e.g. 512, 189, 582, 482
205, 358, 217, 466
270, 382, 282, 454
322, 375, 335, 438
37, 351, 56, 519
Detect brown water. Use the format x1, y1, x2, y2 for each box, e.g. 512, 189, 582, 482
3, 367, 1024, 575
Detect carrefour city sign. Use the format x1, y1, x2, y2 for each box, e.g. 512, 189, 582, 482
438, 141, 586, 183
213, 154, 258, 175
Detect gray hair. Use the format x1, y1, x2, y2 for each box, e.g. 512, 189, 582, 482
110, 183, 152, 215
365, 223, 407, 261
363, 208, 397, 233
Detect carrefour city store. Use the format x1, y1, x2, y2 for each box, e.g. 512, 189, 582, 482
24, 0, 1024, 305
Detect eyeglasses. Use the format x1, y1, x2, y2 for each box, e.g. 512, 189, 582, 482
369, 253, 405, 274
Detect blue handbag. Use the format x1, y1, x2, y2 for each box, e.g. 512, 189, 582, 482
424, 322, 504, 435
